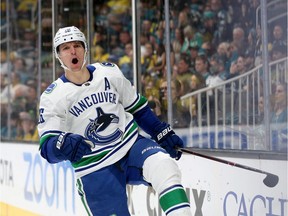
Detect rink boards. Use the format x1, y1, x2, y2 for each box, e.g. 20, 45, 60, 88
0, 142, 287, 216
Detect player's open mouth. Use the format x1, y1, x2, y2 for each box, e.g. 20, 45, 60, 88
72, 58, 79, 64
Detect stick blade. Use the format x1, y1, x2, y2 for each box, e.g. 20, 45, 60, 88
263, 174, 279, 188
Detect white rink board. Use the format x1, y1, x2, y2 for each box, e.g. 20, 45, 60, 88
0, 143, 287, 216
0, 143, 86, 216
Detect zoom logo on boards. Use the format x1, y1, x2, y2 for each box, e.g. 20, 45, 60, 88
23, 152, 76, 213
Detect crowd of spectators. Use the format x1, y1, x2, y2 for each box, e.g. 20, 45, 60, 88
1, 0, 44, 142
0, 0, 287, 143
115, 0, 287, 128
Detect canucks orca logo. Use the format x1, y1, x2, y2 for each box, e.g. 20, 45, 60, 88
85, 107, 122, 145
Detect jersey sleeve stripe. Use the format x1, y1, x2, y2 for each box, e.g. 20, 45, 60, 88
125, 94, 147, 114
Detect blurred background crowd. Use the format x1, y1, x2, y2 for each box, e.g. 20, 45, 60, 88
0, 0, 287, 149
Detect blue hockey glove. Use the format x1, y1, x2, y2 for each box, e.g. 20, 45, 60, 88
55, 132, 93, 163
153, 125, 183, 160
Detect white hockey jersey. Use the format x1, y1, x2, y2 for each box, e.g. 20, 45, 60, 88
38, 62, 147, 178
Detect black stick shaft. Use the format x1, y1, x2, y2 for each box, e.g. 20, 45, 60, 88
178, 148, 269, 175
178, 147, 279, 187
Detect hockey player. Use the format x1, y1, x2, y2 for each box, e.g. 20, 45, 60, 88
38, 26, 192, 216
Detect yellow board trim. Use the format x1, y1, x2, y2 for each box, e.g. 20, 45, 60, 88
0, 202, 40, 216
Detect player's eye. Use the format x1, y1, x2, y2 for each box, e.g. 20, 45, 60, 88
74, 43, 82, 48
61, 46, 69, 50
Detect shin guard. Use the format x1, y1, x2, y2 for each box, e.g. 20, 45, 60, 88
143, 152, 191, 215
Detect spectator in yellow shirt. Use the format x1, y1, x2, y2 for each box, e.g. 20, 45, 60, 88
17, 111, 38, 142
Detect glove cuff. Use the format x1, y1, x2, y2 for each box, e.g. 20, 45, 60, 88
56, 132, 71, 150
154, 125, 175, 143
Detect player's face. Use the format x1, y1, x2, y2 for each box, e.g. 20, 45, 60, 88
58, 41, 85, 71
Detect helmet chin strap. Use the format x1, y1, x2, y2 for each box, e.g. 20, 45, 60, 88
81, 50, 88, 69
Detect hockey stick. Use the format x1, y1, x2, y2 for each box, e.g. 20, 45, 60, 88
177, 147, 279, 188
